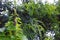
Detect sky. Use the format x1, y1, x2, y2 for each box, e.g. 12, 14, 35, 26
2, 0, 58, 5
42, 0, 58, 4
19, 0, 58, 4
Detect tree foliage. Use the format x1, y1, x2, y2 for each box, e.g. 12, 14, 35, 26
0, 0, 60, 40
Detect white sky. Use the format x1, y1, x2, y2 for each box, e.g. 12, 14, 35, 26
2, 0, 58, 5
42, 0, 58, 4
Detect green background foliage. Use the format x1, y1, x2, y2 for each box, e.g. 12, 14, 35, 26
0, 0, 60, 40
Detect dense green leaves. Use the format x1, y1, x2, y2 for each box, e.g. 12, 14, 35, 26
0, 0, 60, 40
